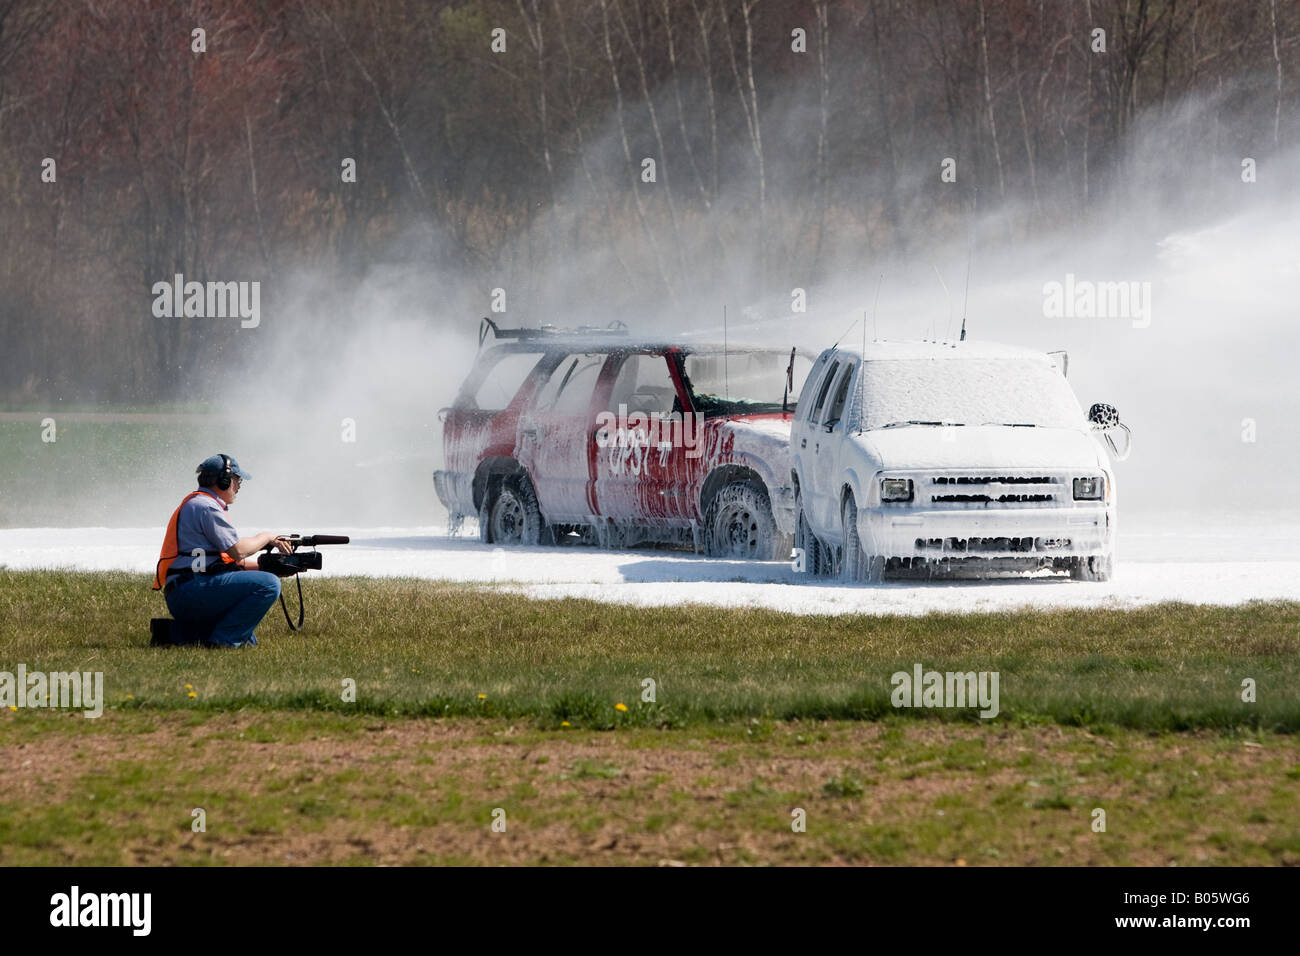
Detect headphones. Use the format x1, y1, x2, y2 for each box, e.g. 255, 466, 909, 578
198, 454, 236, 490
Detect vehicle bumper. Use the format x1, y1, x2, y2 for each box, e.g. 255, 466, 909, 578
859, 504, 1113, 560
433, 469, 470, 514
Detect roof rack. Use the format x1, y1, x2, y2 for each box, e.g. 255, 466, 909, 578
478, 316, 629, 349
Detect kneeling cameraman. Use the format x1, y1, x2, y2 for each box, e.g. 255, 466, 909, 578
152, 454, 293, 647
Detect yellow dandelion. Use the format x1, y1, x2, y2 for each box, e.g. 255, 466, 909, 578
126, 694, 134, 700
477, 693, 487, 700
615, 703, 627, 712
187, 692, 197, 698
185, 683, 193, 690
7, 706, 15, 712
560, 721, 571, 727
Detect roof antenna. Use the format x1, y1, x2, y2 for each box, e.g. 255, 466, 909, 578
830, 316, 859, 350
871, 273, 883, 342
932, 264, 951, 343
959, 185, 978, 344
958, 229, 973, 344
860, 274, 882, 431
722, 304, 729, 403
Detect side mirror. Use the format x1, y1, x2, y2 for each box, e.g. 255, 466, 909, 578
1088, 403, 1119, 428
1088, 403, 1132, 461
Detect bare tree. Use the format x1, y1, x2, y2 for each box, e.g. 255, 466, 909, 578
598, 0, 675, 302
1269, 0, 1283, 148
612, 0, 687, 277
977, 0, 1006, 199
716, 0, 768, 276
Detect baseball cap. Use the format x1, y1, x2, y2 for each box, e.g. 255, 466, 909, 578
196, 454, 252, 481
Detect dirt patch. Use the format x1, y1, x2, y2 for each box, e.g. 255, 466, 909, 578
2, 714, 1295, 865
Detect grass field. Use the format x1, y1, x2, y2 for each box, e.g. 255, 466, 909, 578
2, 571, 1296, 730
1, 571, 1297, 864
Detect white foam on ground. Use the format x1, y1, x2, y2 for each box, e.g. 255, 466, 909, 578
2, 514, 1298, 617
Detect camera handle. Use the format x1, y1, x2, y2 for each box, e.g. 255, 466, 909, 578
278, 572, 306, 631
261, 539, 307, 631
260, 533, 348, 632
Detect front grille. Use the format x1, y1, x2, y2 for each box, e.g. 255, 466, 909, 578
928, 475, 1060, 506
932, 493, 1054, 504
932, 476, 1058, 485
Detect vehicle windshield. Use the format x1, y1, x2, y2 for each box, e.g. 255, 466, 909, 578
861, 357, 1084, 430
682, 350, 812, 416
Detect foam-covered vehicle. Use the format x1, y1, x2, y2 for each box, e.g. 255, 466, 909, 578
435, 321, 811, 559
791, 340, 1130, 582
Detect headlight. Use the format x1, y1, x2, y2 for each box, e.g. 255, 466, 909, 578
1073, 476, 1104, 500
881, 478, 913, 502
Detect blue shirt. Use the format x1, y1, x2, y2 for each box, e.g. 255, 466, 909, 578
166, 488, 240, 577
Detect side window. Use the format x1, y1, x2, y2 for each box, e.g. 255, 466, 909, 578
465, 352, 546, 411
822, 362, 857, 427
533, 353, 606, 415
808, 360, 840, 422
608, 354, 680, 417
796, 357, 828, 421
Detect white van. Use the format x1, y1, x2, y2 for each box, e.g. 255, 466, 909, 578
790, 341, 1128, 582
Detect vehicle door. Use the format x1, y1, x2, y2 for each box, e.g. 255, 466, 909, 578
593, 351, 694, 523
442, 349, 550, 512
794, 355, 840, 533
516, 351, 611, 523
811, 358, 860, 531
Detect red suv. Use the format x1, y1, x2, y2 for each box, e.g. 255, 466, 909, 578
434, 321, 811, 559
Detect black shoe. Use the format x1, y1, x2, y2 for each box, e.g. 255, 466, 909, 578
149, 618, 173, 647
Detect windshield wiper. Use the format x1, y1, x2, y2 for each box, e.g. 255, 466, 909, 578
875, 420, 966, 430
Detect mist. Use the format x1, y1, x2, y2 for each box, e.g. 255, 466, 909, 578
4, 1, 1296, 534
165, 111, 1300, 533
195, 91, 1300, 533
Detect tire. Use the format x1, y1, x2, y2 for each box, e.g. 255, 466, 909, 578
1070, 554, 1112, 582
704, 481, 790, 561
794, 499, 833, 576
479, 474, 552, 546
841, 490, 883, 583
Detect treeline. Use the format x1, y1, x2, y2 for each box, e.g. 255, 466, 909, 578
0, 0, 1295, 401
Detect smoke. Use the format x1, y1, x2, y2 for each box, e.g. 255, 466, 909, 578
229, 81, 1300, 529
26, 70, 1297, 533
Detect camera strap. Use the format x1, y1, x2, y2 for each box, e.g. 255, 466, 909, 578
278, 573, 305, 631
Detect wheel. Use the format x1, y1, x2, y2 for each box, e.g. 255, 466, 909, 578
794, 499, 832, 576
703, 481, 790, 560
479, 474, 552, 546
841, 490, 883, 583
1070, 554, 1112, 582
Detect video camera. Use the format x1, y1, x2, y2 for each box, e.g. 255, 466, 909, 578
256, 534, 350, 631
257, 534, 350, 577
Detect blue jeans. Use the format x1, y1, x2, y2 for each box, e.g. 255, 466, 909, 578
165, 571, 281, 647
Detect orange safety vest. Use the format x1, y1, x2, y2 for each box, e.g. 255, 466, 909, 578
152, 490, 239, 590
